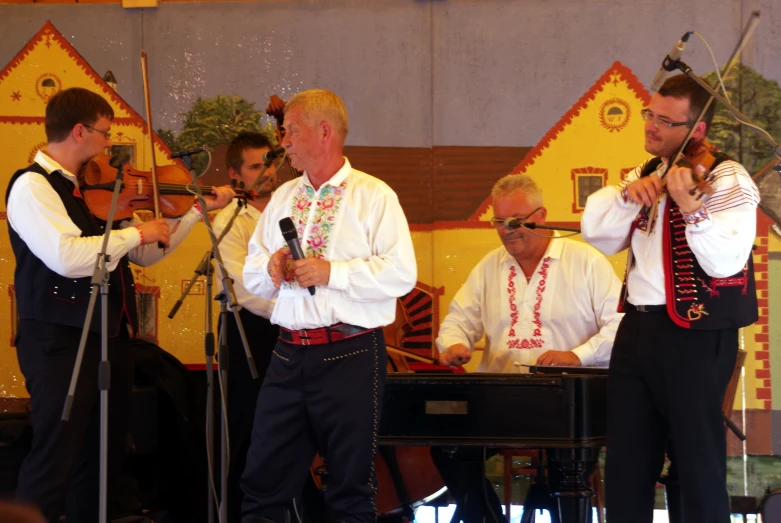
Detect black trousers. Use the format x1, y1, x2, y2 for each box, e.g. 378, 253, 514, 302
429, 447, 507, 523
220, 308, 279, 523
605, 310, 737, 523
241, 329, 386, 523
15, 319, 133, 523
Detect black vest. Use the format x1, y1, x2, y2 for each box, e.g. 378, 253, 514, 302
620, 156, 758, 330
5, 163, 138, 337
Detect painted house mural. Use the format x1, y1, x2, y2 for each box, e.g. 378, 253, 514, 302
2, 5, 781, 503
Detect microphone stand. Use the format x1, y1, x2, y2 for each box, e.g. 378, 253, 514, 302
521, 222, 581, 233
670, 64, 781, 162
62, 159, 127, 523
167, 153, 267, 523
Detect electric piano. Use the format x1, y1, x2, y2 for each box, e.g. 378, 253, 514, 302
378, 370, 607, 523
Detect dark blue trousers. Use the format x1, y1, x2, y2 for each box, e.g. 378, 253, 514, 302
241, 329, 386, 523
15, 320, 133, 523
605, 310, 737, 523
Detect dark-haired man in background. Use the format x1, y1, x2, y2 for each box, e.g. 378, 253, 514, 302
582, 74, 760, 523
212, 131, 281, 522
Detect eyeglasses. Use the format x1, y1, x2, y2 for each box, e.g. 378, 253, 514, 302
82, 123, 112, 140
490, 207, 542, 230
640, 109, 695, 129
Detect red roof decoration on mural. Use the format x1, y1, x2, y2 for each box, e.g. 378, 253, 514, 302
469, 61, 650, 221
0, 20, 175, 156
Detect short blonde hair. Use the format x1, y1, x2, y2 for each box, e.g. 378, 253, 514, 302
491, 174, 544, 207
285, 89, 349, 141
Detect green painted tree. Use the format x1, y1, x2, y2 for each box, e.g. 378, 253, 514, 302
703, 65, 781, 223
158, 94, 277, 174
704, 64, 781, 176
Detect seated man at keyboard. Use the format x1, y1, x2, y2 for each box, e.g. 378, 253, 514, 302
435, 173, 623, 522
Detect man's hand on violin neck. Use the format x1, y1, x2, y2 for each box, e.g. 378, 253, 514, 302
202, 185, 236, 211
138, 218, 171, 249
626, 175, 663, 207
667, 166, 704, 214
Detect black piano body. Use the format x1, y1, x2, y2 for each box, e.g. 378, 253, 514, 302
378, 371, 607, 523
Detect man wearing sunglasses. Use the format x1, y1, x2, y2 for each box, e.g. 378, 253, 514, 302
581, 74, 759, 523
434, 173, 623, 522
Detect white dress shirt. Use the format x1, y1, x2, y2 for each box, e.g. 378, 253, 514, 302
435, 236, 624, 373
7, 151, 204, 278
212, 200, 274, 319
243, 157, 417, 330
581, 158, 760, 305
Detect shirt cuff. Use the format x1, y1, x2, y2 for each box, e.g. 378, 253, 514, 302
571, 345, 594, 366
615, 186, 642, 210
681, 206, 713, 232
182, 205, 204, 225
328, 260, 349, 290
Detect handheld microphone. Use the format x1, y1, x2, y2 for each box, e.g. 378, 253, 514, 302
264, 146, 286, 165
279, 217, 315, 296
649, 32, 692, 93
108, 151, 131, 169
170, 147, 207, 159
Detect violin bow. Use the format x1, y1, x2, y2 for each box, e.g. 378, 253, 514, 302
644, 12, 761, 230
140, 51, 165, 249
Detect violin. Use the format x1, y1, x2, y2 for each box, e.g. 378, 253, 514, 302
678, 137, 719, 199
79, 154, 256, 222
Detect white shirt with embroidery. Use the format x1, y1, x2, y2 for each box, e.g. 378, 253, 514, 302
435, 236, 624, 373
581, 158, 759, 306
6, 151, 204, 278
243, 157, 417, 330
212, 200, 274, 319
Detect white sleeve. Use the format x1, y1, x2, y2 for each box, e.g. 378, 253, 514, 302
435, 262, 487, 354
682, 160, 759, 277
7, 172, 141, 278
570, 252, 624, 366
327, 190, 417, 302
581, 163, 648, 256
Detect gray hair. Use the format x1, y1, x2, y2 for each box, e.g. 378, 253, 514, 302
491, 174, 544, 207
285, 89, 349, 141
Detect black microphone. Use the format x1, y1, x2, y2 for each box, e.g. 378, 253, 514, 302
170, 147, 207, 159
649, 32, 691, 93
503, 217, 523, 230
264, 146, 286, 165
279, 217, 315, 296
108, 151, 131, 169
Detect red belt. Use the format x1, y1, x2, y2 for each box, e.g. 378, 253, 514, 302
279, 323, 373, 346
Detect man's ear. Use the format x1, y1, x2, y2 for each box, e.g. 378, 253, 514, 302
538, 207, 548, 221
693, 121, 708, 141
72, 123, 86, 143
319, 120, 332, 141
228, 168, 240, 183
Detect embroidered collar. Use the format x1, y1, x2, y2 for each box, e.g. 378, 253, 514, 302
300, 156, 352, 191
499, 230, 563, 266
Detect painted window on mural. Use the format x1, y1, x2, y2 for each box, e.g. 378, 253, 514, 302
570, 168, 608, 212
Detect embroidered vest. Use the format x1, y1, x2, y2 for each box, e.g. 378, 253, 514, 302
618, 156, 758, 330
5, 163, 138, 337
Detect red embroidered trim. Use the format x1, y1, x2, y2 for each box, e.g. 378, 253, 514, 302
506, 257, 551, 349
135, 225, 144, 244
